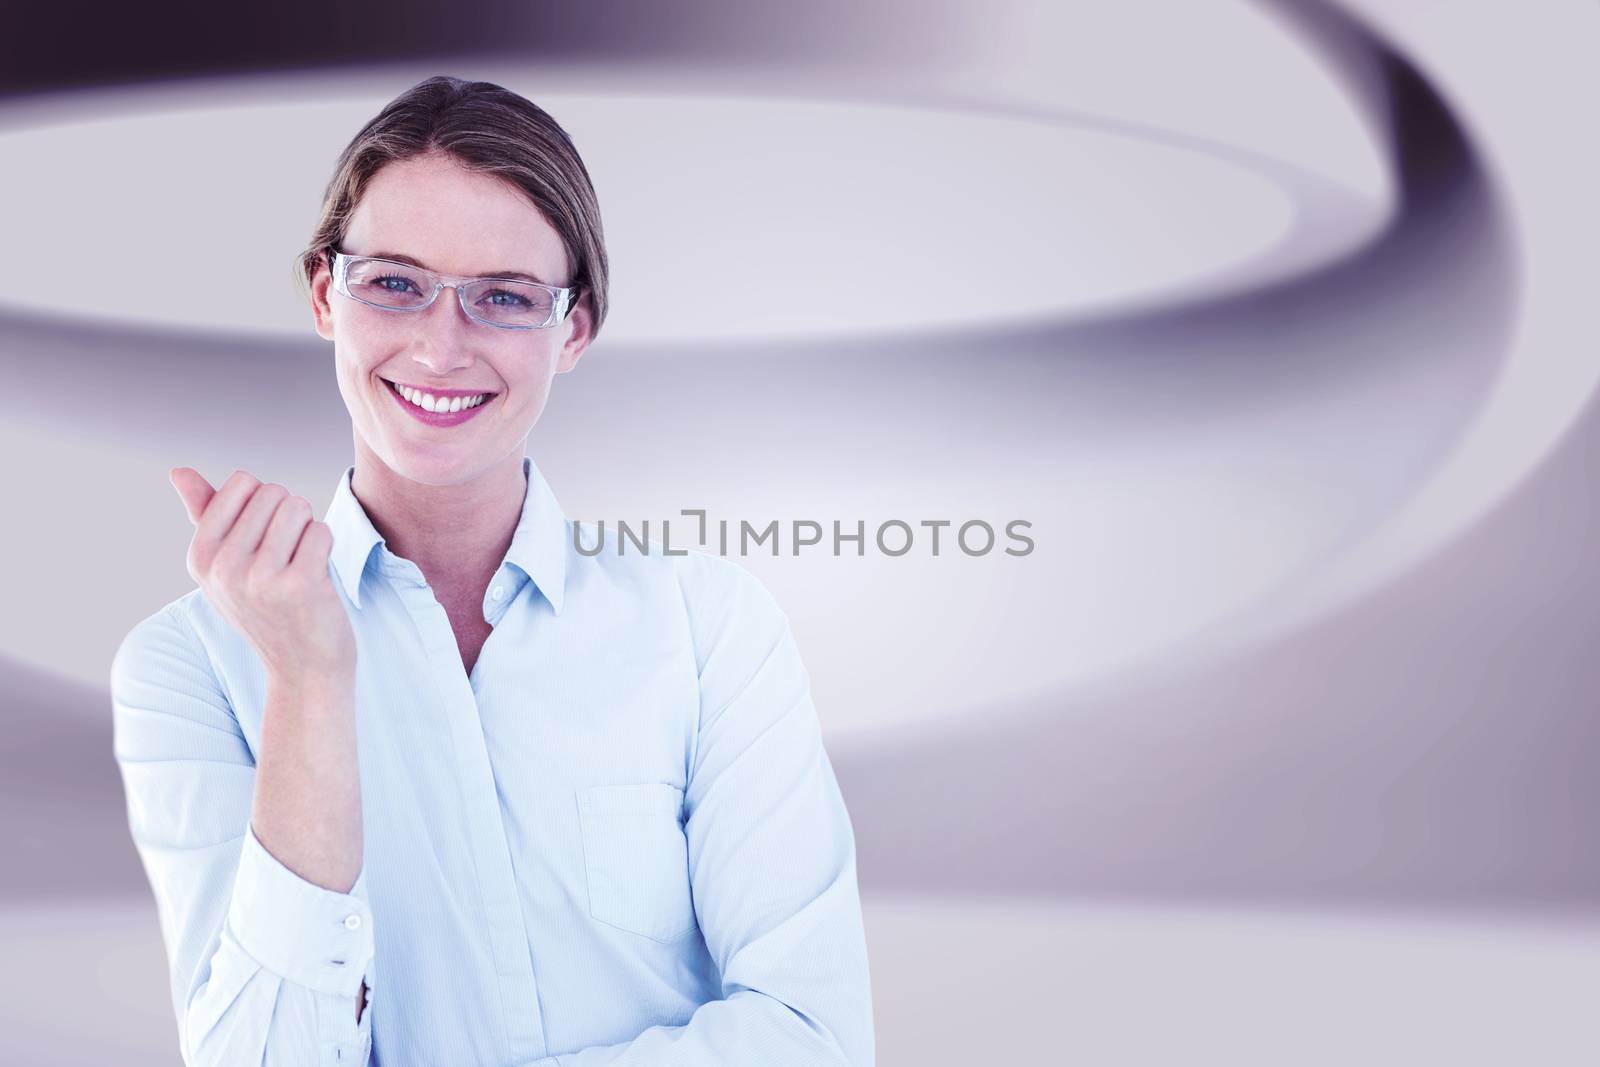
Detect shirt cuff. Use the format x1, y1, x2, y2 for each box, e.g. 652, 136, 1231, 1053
226, 821, 374, 996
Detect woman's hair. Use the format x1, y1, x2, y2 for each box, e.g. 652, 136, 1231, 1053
294, 74, 609, 339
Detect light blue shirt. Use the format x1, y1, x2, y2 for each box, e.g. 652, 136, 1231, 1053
110, 455, 874, 1066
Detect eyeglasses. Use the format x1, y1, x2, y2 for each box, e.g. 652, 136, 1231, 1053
329, 248, 578, 330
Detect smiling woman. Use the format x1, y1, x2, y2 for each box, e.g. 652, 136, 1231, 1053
109, 74, 875, 1067
306, 143, 598, 490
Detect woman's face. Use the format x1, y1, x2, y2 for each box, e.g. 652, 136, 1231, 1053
309, 150, 593, 486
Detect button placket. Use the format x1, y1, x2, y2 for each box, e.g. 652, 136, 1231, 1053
408, 585, 549, 1061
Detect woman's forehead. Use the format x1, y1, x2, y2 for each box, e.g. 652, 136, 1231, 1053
347, 155, 568, 282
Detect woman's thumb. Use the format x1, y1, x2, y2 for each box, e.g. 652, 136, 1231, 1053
168, 467, 215, 526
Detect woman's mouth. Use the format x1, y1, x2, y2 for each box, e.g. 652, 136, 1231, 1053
381, 377, 499, 427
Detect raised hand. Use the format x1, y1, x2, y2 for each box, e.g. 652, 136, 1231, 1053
169, 467, 356, 683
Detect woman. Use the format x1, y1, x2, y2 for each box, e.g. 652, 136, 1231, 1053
111, 75, 874, 1067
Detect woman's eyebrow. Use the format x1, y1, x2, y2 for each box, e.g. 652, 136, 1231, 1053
372, 250, 550, 285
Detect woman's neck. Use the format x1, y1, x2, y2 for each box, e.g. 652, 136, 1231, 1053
349, 445, 528, 595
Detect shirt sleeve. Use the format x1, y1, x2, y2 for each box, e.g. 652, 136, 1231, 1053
527, 561, 876, 1066
110, 602, 376, 1067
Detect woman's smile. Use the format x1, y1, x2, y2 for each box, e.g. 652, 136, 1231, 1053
380, 375, 499, 427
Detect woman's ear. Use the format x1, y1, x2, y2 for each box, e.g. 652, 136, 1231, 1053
310, 259, 336, 342
556, 290, 595, 374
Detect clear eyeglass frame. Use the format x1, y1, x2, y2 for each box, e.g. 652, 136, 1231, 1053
329, 248, 578, 330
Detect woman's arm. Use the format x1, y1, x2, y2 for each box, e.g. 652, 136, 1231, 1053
526, 561, 875, 1066
111, 602, 375, 1066
255, 663, 368, 1028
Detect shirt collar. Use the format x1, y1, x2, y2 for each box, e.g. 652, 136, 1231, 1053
324, 454, 569, 615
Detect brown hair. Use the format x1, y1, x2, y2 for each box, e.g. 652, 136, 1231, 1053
293, 74, 609, 339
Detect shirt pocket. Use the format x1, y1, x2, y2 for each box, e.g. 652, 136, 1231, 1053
576, 782, 699, 943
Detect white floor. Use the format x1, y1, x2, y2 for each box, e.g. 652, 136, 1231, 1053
865, 894, 1600, 1066
5, 894, 1597, 1066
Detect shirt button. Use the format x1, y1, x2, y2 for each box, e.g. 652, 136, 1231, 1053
490, 585, 505, 601
344, 914, 362, 930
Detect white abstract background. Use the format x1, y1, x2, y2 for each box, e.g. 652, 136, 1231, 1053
1, 1, 1596, 1063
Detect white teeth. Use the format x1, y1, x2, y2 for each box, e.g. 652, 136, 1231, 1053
394, 382, 491, 413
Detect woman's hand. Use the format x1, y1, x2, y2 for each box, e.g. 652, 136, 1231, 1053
169, 467, 356, 684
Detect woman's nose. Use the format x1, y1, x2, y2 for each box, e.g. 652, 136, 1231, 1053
428, 283, 479, 329
409, 285, 481, 368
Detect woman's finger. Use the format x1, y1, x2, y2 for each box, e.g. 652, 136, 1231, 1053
289, 519, 334, 576
259, 494, 315, 571
192, 470, 263, 560
216, 483, 290, 567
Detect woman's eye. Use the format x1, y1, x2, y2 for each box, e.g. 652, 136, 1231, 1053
485, 289, 531, 308
374, 274, 419, 293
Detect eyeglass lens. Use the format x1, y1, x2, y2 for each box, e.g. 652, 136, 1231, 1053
342, 257, 559, 328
